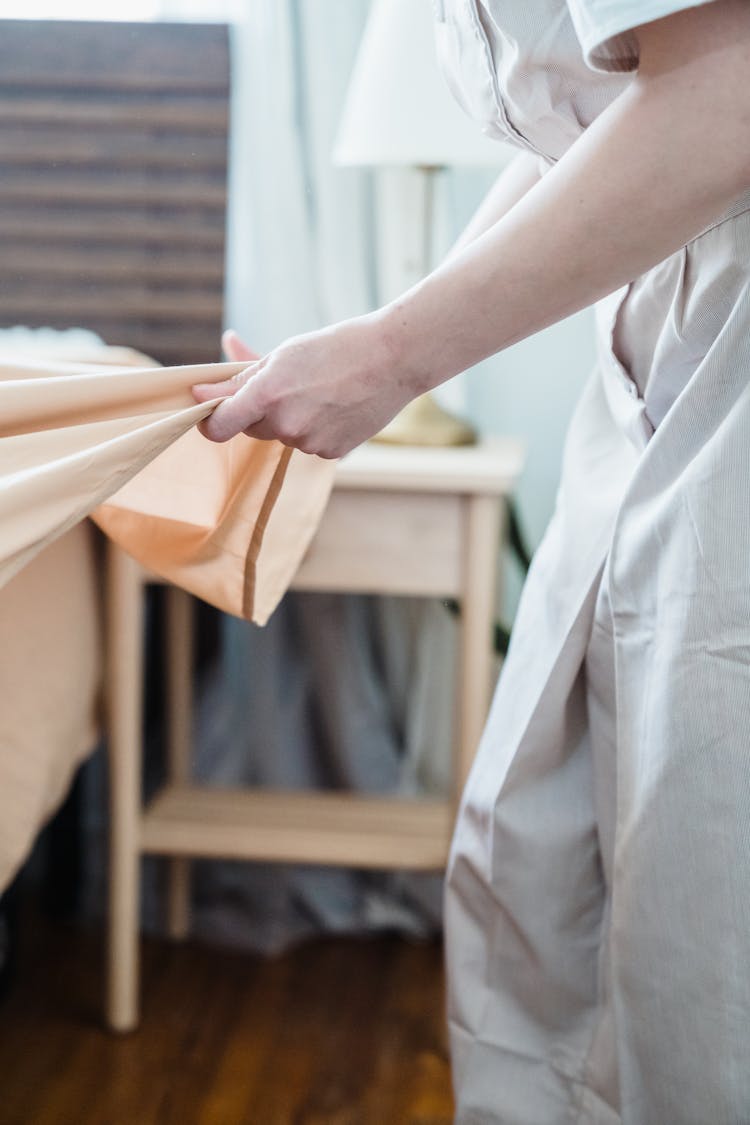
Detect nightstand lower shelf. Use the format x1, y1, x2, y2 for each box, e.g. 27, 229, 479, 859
141, 786, 454, 870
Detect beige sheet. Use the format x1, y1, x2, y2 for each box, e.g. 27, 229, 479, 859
0, 354, 335, 624
0, 350, 335, 890
0, 524, 100, 891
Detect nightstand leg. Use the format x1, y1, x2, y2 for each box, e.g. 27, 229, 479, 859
455, 495, 504, 802
106, 545, 144, 1033
165, 586, 193, 941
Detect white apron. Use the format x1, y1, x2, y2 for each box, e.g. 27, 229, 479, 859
436, 3, 750, 1122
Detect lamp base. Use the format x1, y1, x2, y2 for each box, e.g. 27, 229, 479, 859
372, 392, 477, 447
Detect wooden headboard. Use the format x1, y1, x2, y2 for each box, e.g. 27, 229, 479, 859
0, 20, 230, 366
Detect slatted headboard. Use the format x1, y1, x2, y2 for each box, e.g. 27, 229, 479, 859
0, 20, 230, 366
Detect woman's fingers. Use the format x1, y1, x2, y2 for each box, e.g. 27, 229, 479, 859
192, 379, 239, 403
197, 377, 266, 442
192, 367, 254, 403
192, 330, 263, 404
195, 329, 271, 441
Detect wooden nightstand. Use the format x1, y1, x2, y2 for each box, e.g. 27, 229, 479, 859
106, 437, 525, 1030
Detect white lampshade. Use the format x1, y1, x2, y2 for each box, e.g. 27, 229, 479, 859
334, 0, 513, 168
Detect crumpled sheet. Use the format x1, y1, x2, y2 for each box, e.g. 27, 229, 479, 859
0, 353, 335, 625
0, 349, 335, 891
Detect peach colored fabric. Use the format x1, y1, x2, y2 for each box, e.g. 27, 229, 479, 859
0, 353, 335, 625
0, 522, 100, 890
0, 349, 335, 890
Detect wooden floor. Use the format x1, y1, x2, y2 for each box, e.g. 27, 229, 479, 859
0, 910, 454, 1125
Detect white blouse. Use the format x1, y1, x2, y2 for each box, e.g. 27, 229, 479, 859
434, 0, 746, 435
566, 0, 720, 70
434, 0, 720, 162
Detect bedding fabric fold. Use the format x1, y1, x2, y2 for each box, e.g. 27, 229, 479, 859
0, 353, 335, 626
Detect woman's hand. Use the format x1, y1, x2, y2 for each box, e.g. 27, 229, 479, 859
193, 313, 423, 460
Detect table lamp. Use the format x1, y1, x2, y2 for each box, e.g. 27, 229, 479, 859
334, 0, 514, 446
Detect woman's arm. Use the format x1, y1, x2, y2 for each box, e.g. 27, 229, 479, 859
195, 0, 750, 456
443, 152, 543, 261
387, 0, 750, 390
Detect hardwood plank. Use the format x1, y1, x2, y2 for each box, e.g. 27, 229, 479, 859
243, 940, 392, 1124
367, 939, 453, 1122
189, 947, 294, 1123
0, 910, 453, 1124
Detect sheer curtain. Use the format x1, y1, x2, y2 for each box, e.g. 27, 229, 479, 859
189, 0, 453, 953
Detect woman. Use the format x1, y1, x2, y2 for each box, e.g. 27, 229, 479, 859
194, 2, 750, 1120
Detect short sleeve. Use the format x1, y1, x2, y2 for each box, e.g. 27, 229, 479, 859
565, 0, 721, 72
